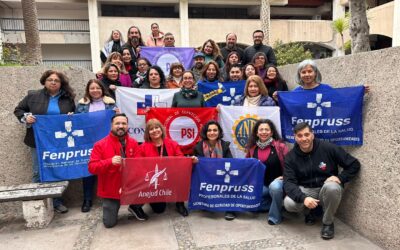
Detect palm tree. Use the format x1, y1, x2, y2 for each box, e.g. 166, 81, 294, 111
349, 0, 370, 53
332, 13, 349, 55
260, 0, 271, 45
21, 0, 42, 65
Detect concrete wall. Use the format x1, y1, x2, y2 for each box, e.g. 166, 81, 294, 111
278, 46, 400, 250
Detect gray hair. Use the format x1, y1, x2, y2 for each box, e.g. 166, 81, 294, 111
295, 59, 322, 85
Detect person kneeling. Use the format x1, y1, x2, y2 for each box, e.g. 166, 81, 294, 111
283, 122, 360, 239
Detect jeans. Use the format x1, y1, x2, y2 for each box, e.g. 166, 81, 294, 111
260, 179, 284, 224
284, 182, 343, 225
103, 198, 120, 228
31, 147, 64, 208
82, 175, 96, 201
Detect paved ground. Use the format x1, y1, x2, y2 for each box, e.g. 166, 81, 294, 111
0, 203, 382, 250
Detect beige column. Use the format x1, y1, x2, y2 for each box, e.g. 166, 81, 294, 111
393, 0, 400, 46
332, 0, 346, 56
179, 0, 189, 47
88, 0, 101, 72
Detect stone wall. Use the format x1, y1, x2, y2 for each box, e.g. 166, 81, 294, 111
278, 46, 400, 250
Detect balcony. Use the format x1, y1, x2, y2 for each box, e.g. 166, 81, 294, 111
0, 18, 89, 32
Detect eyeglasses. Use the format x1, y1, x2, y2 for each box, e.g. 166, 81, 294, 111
165, 37, 174, 40
183, 77, 194, 80
138, 63, 148, 67
46, 78, 60, 83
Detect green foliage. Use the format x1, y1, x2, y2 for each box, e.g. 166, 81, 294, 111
1, 43, 22, 66
331, 13, 350, 35
344, 40, 352, 55
273, 40, 313, 66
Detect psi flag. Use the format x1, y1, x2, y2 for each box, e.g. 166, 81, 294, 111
33, 110, 114, 182
120, 157, 193, 205
189, 158, 265, 212
140, 47, 195, 76
146, 107, 218, 154
116, 87, 179, 142
197, 80, 245, 107
218, 106, 281, 158
278, 86, 364, 145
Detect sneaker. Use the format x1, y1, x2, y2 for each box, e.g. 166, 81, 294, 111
54, 204, 68, 214
321, 223, 335, 240
128, 206, 149, 221
224, 212, 236, 221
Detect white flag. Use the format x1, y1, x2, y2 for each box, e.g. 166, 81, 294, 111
116, 87, 179, 142
218, 106, 281, 158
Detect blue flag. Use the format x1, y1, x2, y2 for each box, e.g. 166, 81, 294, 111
189, 158, 265, 212
33, 110, 114, 182
140, 47, 195, 76
197, 80, 245, 107
278, 86, 364, 145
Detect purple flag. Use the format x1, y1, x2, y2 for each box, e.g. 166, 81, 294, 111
140, 47, 195, 76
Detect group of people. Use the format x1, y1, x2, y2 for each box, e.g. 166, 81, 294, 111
14, 20, 370, 239
98, 24, 289, 108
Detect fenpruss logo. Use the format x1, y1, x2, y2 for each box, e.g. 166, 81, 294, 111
144, 164, 168, 189
55, 121, 84, 147
232, 114, 260, 151
216, 162, 239, 183
307, 93, 331, 117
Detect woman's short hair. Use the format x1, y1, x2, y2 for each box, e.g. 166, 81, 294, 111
136, 57, 152, 67
247, 119, 281, 149
102, 63, 120, 76
168, 62, 184, 78
83, 79, 111, 102
244, 75, 268, 97
40, 70, 76, 100
200, 120, 224, 140
146, 65, 166, 85
104, 52, 128, 73
251, 52, 268, 67
295, 59, 322, 85
144, 118, 166, 142
242, 63, 259, 80
201, 61, 221, 81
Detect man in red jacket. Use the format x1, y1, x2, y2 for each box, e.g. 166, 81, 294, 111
89, 113, 144, 228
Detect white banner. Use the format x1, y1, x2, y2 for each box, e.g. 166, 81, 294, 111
218, 106, 281, 158
116, 87, 179, 142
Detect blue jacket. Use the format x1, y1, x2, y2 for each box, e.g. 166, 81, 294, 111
233, 95, 276, 106
76, 96, 116, 113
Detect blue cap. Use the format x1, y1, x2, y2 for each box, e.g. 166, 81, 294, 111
193, 52, 205, 59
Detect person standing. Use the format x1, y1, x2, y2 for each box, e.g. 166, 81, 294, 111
145, 23, 164, 47
123, 26, 145, 65
220, 33, 245, 63
88, 114, 143, 228
243, 30, 276, 66
283, 122, 361, 239
191, 52, 206, 83
163, 32, 175, 47
14, 70, 76, 214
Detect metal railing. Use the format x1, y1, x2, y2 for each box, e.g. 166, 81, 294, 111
0, 18, 89, 32
42, 60, 92, 71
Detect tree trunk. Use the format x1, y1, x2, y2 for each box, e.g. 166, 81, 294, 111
260, 0, 271, 45
21, 0, 42, 65
349, 0, 370, 53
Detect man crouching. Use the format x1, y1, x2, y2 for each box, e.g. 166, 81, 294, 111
283, 122, 360, 239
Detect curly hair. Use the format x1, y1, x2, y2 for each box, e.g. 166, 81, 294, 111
40, 70, 75, 100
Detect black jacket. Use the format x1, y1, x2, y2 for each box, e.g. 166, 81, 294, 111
14, 88, 75, 148
283, 139, 360, 203
243, 44, 277, 65
193, 140, 233, 158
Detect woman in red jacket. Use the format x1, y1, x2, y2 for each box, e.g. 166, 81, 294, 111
138, 119, 189, 216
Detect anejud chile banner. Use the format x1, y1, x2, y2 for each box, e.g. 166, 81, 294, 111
120, 157, 193, 205
146, 108, 218, 154
189, 158, 265, 212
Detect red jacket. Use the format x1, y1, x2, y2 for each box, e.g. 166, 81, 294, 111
246, 140, 288, 170
88, 132, 140, 199
138, 138, 183, 157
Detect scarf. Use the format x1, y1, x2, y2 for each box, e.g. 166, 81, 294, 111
244, 95, 261, 106
134, 71, 146, 85
202, 140, 223, 158
181, 88, 198, 99
256, 137, 273, 150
